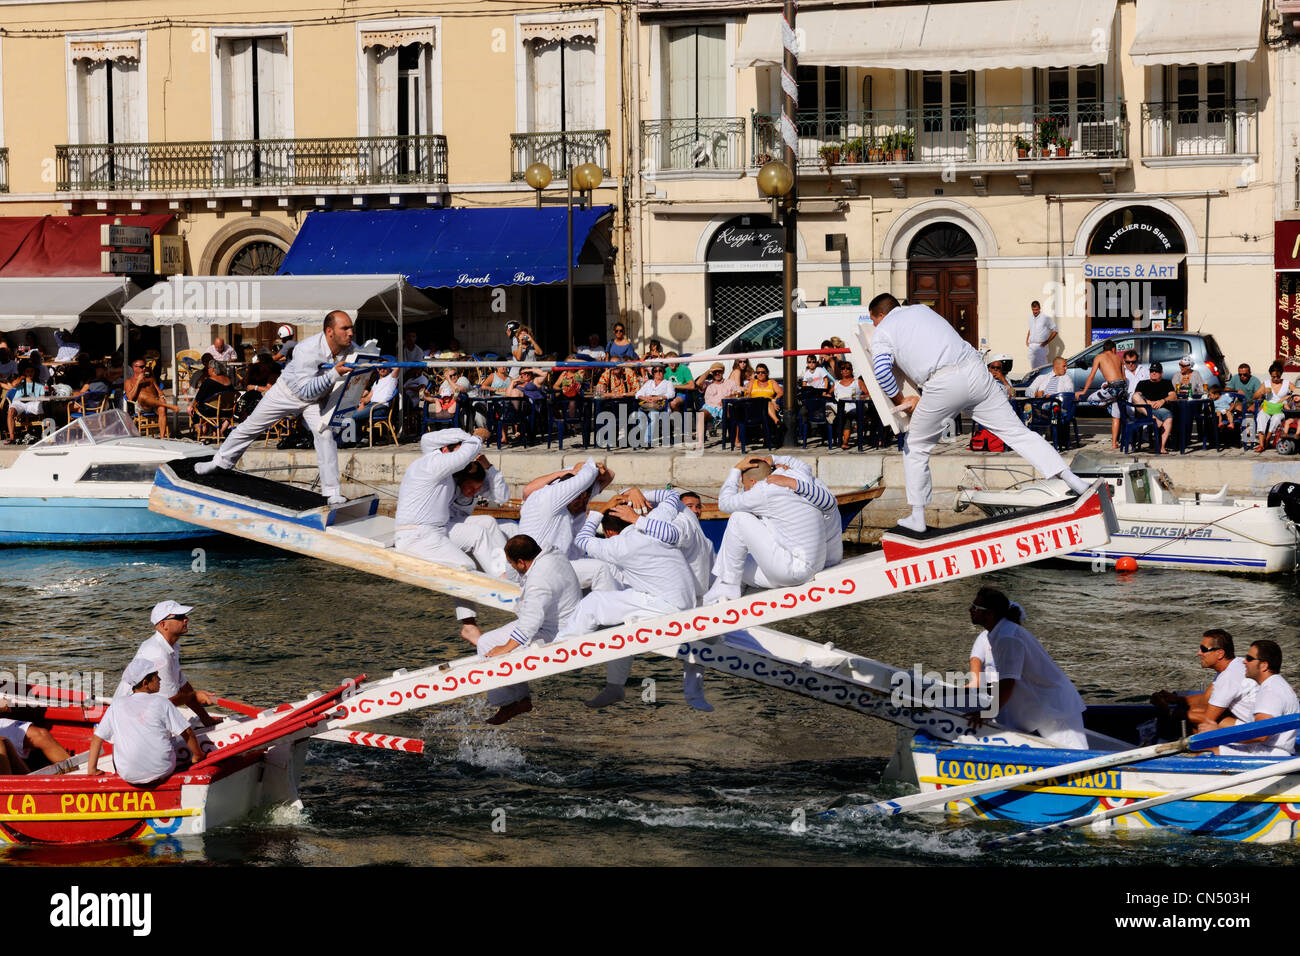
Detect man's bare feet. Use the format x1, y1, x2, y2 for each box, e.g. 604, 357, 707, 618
486, 697, 532, 725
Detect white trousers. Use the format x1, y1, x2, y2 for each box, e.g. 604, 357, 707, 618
1028, 712, 1088, 750
1257, 409, 1286, 437
905, 354, 1068, 508
394, 526, 478, 570
560, 589, 678, 687
213, 381, 341, 498
448, 516, 510, 578
713, 511, 815, 589
1027, 344, 1049, 369
475, 624, 532, 707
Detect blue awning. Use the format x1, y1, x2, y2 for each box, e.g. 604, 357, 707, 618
278, 206, 614, 289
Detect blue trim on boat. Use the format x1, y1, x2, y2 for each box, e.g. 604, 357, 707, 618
1068, 550, 1268, 568
153, 469, 330, 530
0, 496, 217, 545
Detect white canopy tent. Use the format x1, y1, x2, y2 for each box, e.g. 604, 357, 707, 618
735, 0, 1117, 71
0, 277, 141, 333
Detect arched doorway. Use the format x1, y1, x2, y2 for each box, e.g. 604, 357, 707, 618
1084, 205, 1187, 333
907, 222, 979, 347
199, 218, 296, 357
706, 215, 784, 347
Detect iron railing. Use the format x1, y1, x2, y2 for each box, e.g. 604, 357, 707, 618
1141, 100, 1258, 157
509, 130, 610, 181
750, 103, 1128, 168
640, 117, 746, 172
54, 134, 449, 191
0, 148, 7, 193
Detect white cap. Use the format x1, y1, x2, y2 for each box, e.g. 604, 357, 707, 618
122, 656, 159, 689
419, 428, 474, 455
1179, 355, 1193, 366
150, 600, 193, 626
277, 324, 294, 340
985, 352, 1012, 366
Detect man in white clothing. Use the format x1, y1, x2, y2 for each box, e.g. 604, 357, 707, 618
459, 535, 582, 725
446, 450, 513, 579
518, 457, 615, 588
394, 427, 505, 574
634, 365, 676, 446
1025, 300, 1058, 369
205, 337, 238, 362
768, 454, 842, 568
1028, 357, 1075, 399
114, 600, 219, 727
867, 293, 1089, 533
1217, 641, 1299, 757
86, 658, 204, 784
970, 586, 1088, 749
703, 456, 837, 604
564, 494, 697, 708
1151, 629, 1256, 733
196, 311, 355, 504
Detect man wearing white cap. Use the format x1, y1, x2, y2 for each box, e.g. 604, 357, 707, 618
196, 311, 353, 504
114, 600, 218, 727
274, 324, 297, 364
394, 427, 505, 573
86, 658, 204, 784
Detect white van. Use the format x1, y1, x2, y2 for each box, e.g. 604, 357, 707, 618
683, 306, 912, 434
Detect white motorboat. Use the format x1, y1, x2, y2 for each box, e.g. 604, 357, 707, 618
0, 410, 217, 545
955, 453, 1300, 573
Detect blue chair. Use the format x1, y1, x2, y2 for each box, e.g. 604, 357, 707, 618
796, 387, 834, 448
547, 394, 589, 450
723, 397, 775, 452
1047, 393, 1081, 451
1118, 400, 1161, 454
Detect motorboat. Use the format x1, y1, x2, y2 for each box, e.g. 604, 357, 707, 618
954, 453, 1300, 574
0, 410, 217, 545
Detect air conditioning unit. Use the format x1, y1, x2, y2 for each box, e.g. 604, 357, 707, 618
1078, 121, 1118, 157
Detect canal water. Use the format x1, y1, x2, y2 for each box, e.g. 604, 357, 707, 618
2, 541, 1299, 866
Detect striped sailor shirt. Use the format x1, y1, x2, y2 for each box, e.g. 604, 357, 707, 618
718, 466, 833, 571
574, 500, 696, 610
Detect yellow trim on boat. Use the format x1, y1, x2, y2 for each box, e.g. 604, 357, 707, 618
0, 808, 200, 822
919, 774, 1300, 804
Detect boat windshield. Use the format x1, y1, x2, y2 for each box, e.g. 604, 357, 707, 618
34, 410, 140, 448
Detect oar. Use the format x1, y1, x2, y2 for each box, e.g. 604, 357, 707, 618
850, 713, 1300, 818
214, 697, 263, 718
985, 749, 1300, 849
312, 729, 424, 754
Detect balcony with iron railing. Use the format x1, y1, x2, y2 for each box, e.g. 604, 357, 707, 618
1140, 100, 1258, 161
509, 130, 611, 181
750, 103, 1129, 171
54, 134, 449, 192
640, 117, 747, 174
0, 147, 8, 193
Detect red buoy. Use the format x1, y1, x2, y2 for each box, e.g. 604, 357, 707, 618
1115, 556, 1138, 572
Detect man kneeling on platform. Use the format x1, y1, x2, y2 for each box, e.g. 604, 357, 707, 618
458, 534, 582, 725
86, 658, 204, 785
968, 586, 1088, 750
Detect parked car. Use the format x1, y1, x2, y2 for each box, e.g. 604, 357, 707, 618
1012, 332, 1227, 401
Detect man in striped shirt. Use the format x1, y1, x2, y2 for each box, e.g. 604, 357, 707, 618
196, 310, 355, 503
867, 294, 1088, 533
702, 455, 837, 605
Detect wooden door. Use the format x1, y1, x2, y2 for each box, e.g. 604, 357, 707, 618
908, 261, 979, 347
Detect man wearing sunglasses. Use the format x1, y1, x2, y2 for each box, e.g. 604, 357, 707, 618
1219, 641, 1299, 757
1151, 629, 1256, 734
111, 600, 219, 726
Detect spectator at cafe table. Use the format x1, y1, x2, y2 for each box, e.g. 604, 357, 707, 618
345, 366, 400, 434
581, 333, 608, 362
553, 362, 586, 421
0, 347, 17, 385
26, 349, 52, 385
1216, 640, 1299, 757
483, 364, 513, 396
53, 329, 80, 364
1252, 361, 1293, 453
5, 364, 45, 443
698, 362, 739, 434
193, 360, 235, 409
663, 352, 695, 413
729, 358, 755, 391
402, 330, 424, 368
595, 359, 639, 397
1172, 355, 1206, 399
245, 352, 280, 394
821, 338, 847, 379
799, 354, 831, 392
645, 338, 666, 361
1028, 356, 1073, 399
746, 362, 784, 429
1209, 384, 1239, 435
509, 322, 539, 370
68, 365, 112, 414
1225, 362, 1262, 413
607, 321, 638, 361
125, 358, 181, 438
831, 361, 863, 449
1132, 361, 1175, 454
205, 336, 238, 362
985, 353, 1017, 398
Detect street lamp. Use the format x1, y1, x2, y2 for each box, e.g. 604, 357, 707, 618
525, 162, 552, 209
566, 162, 603, 356
757, 159, 798, 441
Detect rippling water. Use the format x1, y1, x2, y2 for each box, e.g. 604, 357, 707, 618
2, 540, 1299, 866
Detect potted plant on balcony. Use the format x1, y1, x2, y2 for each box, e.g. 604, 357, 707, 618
1014, 135, 1032, 159
1035, 117, 1061, 158
818, 142, 843, 171
885, 130, 914, 163
1054, 135, 1072, 158
842, 137, 864, 164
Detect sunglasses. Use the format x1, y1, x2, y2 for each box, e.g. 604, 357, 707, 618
1198, 645, 1221, 654
164, 614, 188, 622
1125, 360, 1138, 365
969, 603, 987, 612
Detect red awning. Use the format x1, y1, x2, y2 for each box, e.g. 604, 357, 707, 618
0, 214, 172, 277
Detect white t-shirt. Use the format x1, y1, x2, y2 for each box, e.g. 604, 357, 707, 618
94, 692, 191, 785
635, 378, 675, 402
986, 617, 1085, 737
969, 631, 998, 681
1028, 312, 1058, 347
113, 632, 185, 701
1249, 674, 1299, 755
1029, 373, 1074, 397
800, 366, 832, 389
869, 304, 975, 391
369, 373, 399, 407
1207, 657, 1258, 724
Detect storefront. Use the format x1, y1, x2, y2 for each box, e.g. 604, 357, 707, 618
705, 215, 783, 347
1083, 205, 1187, 338
1274, 219, 1300, 372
